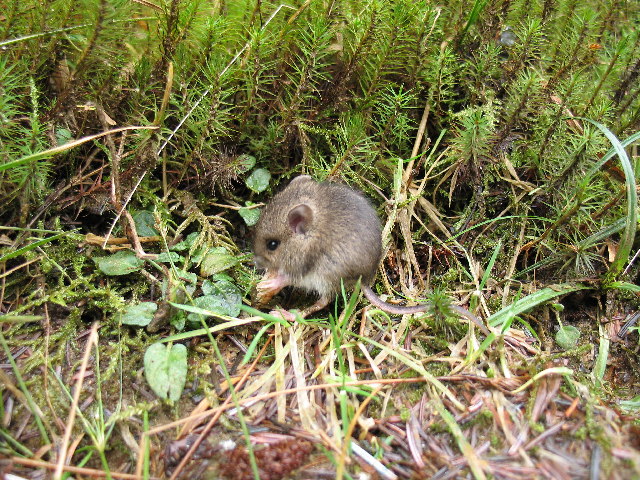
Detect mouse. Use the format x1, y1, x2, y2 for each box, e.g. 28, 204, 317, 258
252, 175, 489, 335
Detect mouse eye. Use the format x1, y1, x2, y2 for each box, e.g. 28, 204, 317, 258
266, 239, 280, 251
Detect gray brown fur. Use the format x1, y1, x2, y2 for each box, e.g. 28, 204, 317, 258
253, 175, 382, 300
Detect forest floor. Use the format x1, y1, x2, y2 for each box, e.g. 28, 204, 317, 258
1, 1, 640, 479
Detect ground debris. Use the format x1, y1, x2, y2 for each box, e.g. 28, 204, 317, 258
217, 437, 314, 480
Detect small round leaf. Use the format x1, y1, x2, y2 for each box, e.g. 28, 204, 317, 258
132, 210, 159, 236
118, 302, 158, 326
200, 247, 239, 276
239, 204, 261, 226
95, 250, 145, 276
234, 154, 256, 173
157, 252, 183, 263
555, 325, 581, 350
246, 168, 271, 193
144, 343, 187, 402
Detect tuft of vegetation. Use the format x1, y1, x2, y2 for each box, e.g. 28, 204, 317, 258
1, 0, 639, 478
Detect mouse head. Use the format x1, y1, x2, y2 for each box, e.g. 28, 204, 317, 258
253, 176, 320, 278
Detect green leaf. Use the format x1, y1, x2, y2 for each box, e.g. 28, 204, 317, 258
162, 312, 267, 343
242, 323, 274, 365
488, 283, 591, 328
233, 154, 256, 173
608, 281, 640, 293
170, 310, 187, 331
246, 168, 271, 193
211, 272, 234, 283
198, 278, 242, 317
95, 250, 145, 276
55, 127, 73, 145
144, 343, 187, 402
157, 252, 182, 263
0, 231, 67, 263
555, 325, 580, 350
118, 302, 158, 326
578, 118, 637, 280
200, 247, 239, 276
132, 210, 159, 237
619, 396, 640, 413
187, 292, 240, 322
239, 202, 261, 226
593, 322, 610, 387
176, 270, 198, 285
461, 0, 489, 37
170, 232, 199, 252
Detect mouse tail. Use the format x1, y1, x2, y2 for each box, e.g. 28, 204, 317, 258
362, 284, 427, 315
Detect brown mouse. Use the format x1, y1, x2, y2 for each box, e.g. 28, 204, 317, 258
253, 175, 489, 334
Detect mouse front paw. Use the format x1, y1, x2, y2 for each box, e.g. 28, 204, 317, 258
255, 271, 290, 306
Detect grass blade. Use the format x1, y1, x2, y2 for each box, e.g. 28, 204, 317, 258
578, 119, 638, 280
488, 283, 590, 328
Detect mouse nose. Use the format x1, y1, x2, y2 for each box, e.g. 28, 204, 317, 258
253, 254, 267, 270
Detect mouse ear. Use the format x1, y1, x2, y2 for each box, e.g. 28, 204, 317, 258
288, 204, 313, 234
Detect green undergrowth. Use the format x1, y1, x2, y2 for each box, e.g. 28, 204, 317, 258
1, 0, 640, 477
